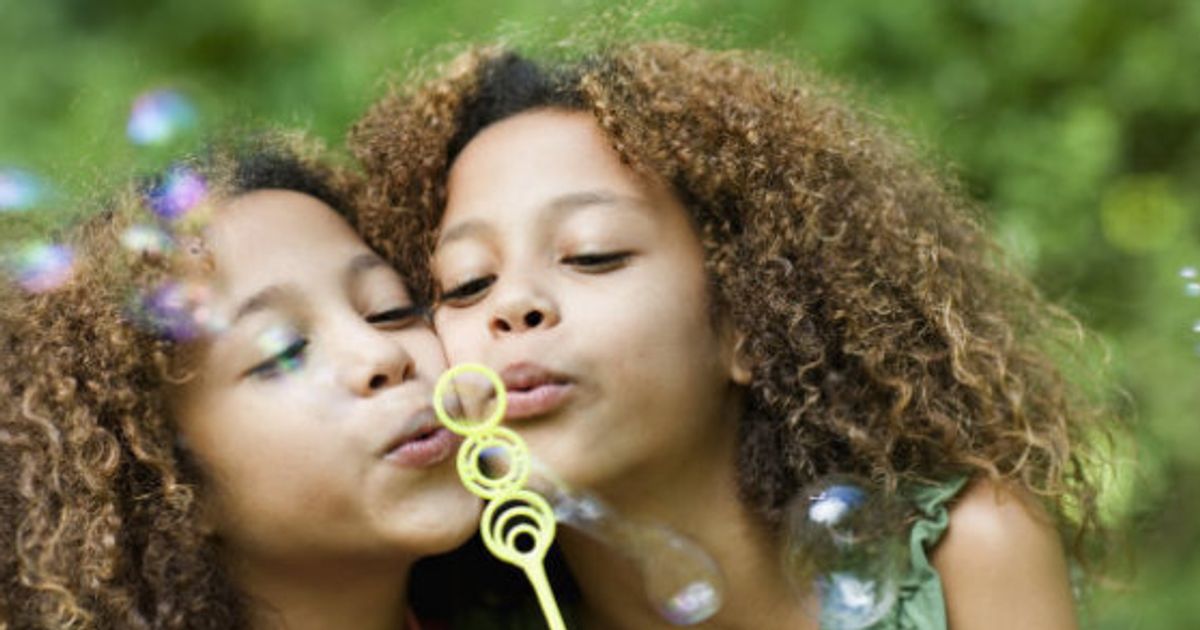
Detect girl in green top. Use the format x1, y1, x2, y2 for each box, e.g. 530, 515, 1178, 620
352, 41, 1115, 629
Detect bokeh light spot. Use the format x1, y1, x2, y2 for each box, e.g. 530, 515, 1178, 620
144, 166, 208, 221
4, 242, 75, 293
0, 168, 44, 212
127, 89, 198, 146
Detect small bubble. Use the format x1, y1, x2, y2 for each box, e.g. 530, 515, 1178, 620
127, 89, 197, 146
1186, 282, 1200, 298
130, 280, 221, 341
145, 166, 207, 221
120, 224, 175, 256
5, 242, 75, 293
0, 168, 43, 212
1192, 320, 1200, 334
1181, 266, 1198, 280
784, 475, 906, 630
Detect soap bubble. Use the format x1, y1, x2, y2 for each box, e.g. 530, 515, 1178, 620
0, 168, 43, 212
129, 279, 222, 341
537, 462, 725, 626
4, 242, 75, 293
144, 166, 207, 221
120, 224, 175, 257
1186, 283, 1200, 298
630, 522, 723, 625
784, 475, 906, 630
127, 89, 198, 146
1181, 266, 1197, 280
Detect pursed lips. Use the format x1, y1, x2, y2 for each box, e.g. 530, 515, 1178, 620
500, 362, 574, 420
378, 405, 460, 467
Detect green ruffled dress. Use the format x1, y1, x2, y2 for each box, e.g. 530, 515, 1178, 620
862, 476, 969, 630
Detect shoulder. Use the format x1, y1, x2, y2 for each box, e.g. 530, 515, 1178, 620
930, 477, 1078, 630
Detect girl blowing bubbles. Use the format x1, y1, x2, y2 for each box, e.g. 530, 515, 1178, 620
351, 41, 1116, 629
0, 143, 477, 629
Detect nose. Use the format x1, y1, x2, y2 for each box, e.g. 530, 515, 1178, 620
489, 280, 560, 336
339, 321, 416, 397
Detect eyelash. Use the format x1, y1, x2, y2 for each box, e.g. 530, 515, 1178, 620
439, 276, 495, 305
247, 337, 308, 380
366, 304, 428, 328
561, 251, 632, 270
438, 252, 632, 307
246, 306, 425, 380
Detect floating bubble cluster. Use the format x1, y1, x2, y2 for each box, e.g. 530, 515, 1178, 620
784, 475, 906, 630
127, 89, 198, 146
144, 165, 208, 222
0, 168, 43, 212
4, 242, 75, 293
128, 280, 222, 341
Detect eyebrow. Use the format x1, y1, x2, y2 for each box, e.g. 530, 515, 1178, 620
232, 284, 292, 326
436, 190, 634, 248
346, 252, 388, 278
230, 253, 392, 325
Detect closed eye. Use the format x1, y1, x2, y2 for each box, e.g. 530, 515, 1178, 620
246, 338, 308, 380
562, 251, 632, 271
439, 275, 495, 306
366, 305, 428, 328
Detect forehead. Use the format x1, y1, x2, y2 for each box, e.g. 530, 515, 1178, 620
445, 109, 642, 211
207, 189, 364, 286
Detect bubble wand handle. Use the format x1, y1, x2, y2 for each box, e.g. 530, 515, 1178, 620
434, 364, 567, 630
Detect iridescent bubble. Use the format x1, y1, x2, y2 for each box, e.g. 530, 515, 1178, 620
532, 460, 725, 626
130, 280, 221, 341
784, 475, 906, 630
632, 523, 723, 625
145, 166, 207, 221
5, 242, 75, 293
120, 224, 175, 256
127, 89, 198, 146
0, 168, 43, 212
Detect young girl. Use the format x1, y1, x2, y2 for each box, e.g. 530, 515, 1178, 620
0, 142, 478, 629
350, 43, 1114, 628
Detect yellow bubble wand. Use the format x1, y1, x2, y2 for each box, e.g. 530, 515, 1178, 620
433, 363, 566, 630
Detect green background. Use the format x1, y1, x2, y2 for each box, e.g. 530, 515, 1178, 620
2, 0, 1197, 626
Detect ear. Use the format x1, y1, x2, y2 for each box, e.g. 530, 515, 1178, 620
723, 328, 754, 386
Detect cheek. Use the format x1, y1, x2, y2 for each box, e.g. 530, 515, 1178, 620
434, 312, 485, 363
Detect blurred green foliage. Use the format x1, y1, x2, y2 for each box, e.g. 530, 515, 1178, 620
2, 0, 1197, 625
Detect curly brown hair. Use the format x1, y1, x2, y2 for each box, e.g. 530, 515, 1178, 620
349, 41, 1117, 559
0, 139, 353, 628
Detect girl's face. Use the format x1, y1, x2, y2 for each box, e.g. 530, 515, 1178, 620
433, 109, 748, 495
174, 190, 478, 565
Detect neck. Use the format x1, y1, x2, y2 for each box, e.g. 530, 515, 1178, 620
560, 428, 815, 630
230, 551, 414, 630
